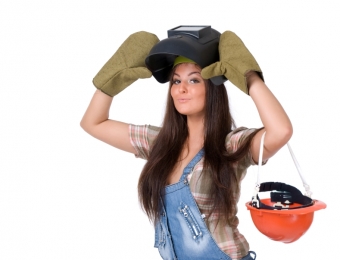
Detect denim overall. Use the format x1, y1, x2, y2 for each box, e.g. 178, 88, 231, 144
154, 150, 256, 260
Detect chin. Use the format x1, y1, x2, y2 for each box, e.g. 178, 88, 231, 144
176, 111, 189, 116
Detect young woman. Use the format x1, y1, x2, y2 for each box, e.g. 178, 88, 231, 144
80, 31, 293, 260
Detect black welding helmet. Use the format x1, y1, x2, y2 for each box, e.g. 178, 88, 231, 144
145, 25, 227, 85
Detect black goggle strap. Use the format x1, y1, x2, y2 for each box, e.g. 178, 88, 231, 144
251, 182, 314, 210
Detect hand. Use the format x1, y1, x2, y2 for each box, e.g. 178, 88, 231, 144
93, 31, 160, 96
201, 31, 263, 94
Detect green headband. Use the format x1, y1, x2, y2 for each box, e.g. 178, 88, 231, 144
173, 56, 196, 67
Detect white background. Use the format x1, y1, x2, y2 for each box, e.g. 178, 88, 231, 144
1, 0, 339, 259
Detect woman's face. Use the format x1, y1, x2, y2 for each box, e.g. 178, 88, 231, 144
170, 63, 206, 118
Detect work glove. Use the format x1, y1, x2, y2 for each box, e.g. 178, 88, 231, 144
93, 31, 160, 96
201, 31, 264, 94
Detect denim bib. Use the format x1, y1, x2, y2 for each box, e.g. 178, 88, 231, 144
154, 149, 256, 260
155, 150, 244, 260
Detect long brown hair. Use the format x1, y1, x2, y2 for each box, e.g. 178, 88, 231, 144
138, 67, 260, 225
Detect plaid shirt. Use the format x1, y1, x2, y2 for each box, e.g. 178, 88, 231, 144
129, 124, 257, 260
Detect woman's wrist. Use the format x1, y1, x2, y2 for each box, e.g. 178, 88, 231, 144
246, 71, 263, 91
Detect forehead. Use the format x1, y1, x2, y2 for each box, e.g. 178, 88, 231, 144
174, 63, 202, 75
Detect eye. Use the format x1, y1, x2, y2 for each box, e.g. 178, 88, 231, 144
172, 79, 181, 85
189, 78, 200, 84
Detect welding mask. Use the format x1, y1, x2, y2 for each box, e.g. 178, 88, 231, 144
145, 25, 227, 85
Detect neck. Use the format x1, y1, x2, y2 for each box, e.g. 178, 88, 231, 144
187, 115, 205, 147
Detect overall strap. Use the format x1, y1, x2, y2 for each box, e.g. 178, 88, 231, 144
179, 149, 205, 181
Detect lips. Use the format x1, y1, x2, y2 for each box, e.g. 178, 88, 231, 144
177, 98, 191, 103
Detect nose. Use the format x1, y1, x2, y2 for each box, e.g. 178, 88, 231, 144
178, 81, 188, 93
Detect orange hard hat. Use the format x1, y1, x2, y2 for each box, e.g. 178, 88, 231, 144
248, 132, 327, 243
246, 182, 326, 243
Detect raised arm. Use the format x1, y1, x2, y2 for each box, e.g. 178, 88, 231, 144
80, 31, 159, 153
80, 90, 134, 153
247, 72, 292, 162
201, 30, 292, 162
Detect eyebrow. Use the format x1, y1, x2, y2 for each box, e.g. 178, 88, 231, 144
173, 71, 201, 77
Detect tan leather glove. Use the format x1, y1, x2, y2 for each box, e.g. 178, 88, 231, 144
93, 31, 160, 96
201, 31, 264, 94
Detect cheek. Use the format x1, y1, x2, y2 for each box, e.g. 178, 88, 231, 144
200, 93, 207, 110
197, 87, 206, 103
170, 85, 175, 98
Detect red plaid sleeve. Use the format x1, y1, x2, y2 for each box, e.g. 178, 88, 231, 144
129, 124, 161, 160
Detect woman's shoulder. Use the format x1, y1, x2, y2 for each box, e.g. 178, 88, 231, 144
147, 124, 162, 133
129, 124, 161, 159
225, 127, 257, 152
129, 124, 161, 134
129, 124, 161, 145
